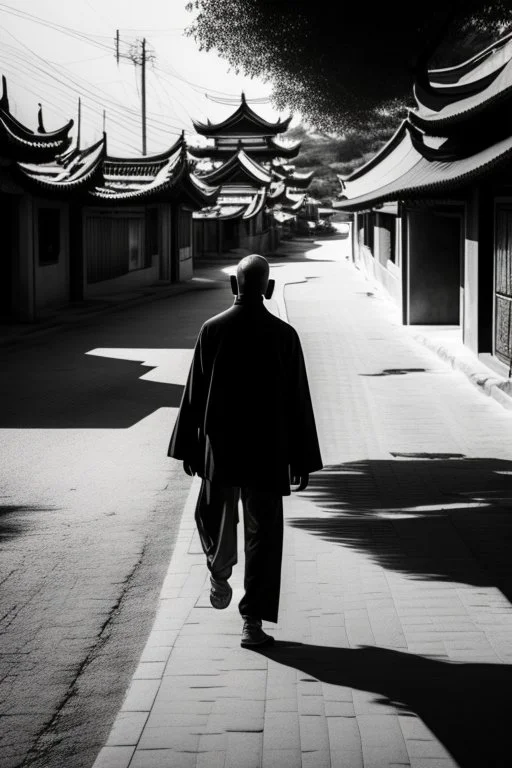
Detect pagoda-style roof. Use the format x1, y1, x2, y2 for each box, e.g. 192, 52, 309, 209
188, 135, 301, 161
16, 137, 106, 192
198, 149, 272, 187
92, 143, 218, 208
267, 181, 306, 210
15, 131, 218, 208
193, 93, 292, 137
428, 32, 512, 90
194, 185, 267, 222
334, 119, 512, 212
272, 163, 314, 189
103, 132, 186, 177
411, 34, 512, 132
0, 75, 73, 162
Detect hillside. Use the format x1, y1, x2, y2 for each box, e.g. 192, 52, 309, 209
287, 122, 396, 204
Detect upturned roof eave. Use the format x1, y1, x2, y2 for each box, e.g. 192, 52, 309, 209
335, 136, 512, 212
341, 121, 410, 183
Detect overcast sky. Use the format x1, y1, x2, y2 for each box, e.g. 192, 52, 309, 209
0, 0, 292, 155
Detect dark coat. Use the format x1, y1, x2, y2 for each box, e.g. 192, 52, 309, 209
168, 296, 323, 495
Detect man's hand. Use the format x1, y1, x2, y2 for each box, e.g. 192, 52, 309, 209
183, 461, 196, 477
291, 474, 309, 491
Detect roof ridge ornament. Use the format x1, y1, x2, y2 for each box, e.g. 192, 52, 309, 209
37, 103, 46, 134
0, 74, 8, 111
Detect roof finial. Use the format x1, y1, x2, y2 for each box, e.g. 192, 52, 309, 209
0, 75, 9, 111
76, 97, 81, 151
37, 103, 46, 134
241, 91, 246, 104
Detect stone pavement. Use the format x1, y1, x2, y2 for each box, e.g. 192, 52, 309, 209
93, 235, 512, 768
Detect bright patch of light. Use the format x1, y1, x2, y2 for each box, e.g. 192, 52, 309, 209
86, 348, 193, 385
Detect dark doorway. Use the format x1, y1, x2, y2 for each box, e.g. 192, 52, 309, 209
408, 207, 462, 324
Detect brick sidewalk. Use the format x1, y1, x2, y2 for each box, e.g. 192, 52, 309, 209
93, 245, 512, 768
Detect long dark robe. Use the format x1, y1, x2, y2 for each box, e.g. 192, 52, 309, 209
168, 296, 323, 495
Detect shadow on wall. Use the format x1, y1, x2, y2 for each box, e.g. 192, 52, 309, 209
289, 458, 512, 602
256, 641, 511, 768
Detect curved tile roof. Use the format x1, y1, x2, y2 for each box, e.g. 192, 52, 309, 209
412, 38, 512, 130
193, 94, 291, 136
336, 124, 512, 211
0, 75, 73, 160
199, 149, 272, 186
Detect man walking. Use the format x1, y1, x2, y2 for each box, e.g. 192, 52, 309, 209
168, 254, 322, 647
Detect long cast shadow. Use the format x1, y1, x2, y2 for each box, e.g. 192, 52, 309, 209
290, 459, 512, 603
1, 286, 228, 429
256, 642, 512, 768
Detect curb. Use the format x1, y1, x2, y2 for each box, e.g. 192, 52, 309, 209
413, 331, 512, 411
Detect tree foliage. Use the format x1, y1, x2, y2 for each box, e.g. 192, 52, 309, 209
287, 124, 395, 203
186, 0, 512, 132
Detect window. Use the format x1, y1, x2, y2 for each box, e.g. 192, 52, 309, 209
38, 208, 61, 265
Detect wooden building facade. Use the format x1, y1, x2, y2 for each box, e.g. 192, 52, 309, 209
0, 77, 218, 321
335, 33, 512, 375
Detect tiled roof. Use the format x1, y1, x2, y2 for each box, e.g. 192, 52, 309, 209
17, 137, 105, 190
412, 35, 512, 129
0, 76, 73, 160
193, 93, 291, 137
335, 123, 512, 211
199, 149, 272, 186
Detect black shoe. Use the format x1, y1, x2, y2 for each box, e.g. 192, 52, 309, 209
210, 576, 232, 609
241, 617, 275, 648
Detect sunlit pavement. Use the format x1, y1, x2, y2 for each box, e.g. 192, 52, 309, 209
94, 232, 512, 768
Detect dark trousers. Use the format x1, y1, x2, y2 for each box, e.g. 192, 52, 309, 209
195, 479, 284, 623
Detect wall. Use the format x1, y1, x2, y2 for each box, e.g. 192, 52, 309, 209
352, 210, 402, 310
464, 191, 479, 352
34, 200, 70, 312
15, 195, 35, 320
158, 204, 172, 282
178, 207, 193, 281
407, 208, 461, 325
82, 206, 159, 298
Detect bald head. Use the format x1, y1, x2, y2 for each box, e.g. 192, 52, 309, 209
236, 254, 270, 297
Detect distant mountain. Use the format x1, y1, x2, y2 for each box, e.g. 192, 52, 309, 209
287, 122, 396, 204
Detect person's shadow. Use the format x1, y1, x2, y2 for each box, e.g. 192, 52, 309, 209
256, 642, 512, 767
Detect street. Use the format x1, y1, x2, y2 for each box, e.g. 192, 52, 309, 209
4, 229, 512, 768
0, 277, 231, 768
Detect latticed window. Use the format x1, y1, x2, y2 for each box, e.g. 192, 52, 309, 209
495, 205, 512, 364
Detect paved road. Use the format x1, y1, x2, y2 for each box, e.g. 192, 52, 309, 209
93, 229, 512, 768
0, 278, 233, 768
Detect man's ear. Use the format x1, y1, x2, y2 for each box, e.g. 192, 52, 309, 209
230, 274, 238, 295
264, 279, 275, 300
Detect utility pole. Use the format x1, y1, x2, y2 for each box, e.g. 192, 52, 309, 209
141, 38, 147, 156
115, 32, 154, 156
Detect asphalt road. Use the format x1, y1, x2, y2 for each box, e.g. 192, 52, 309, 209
0, 276, 233, 768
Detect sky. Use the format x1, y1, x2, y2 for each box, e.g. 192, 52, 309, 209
0, 0, 293, 155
